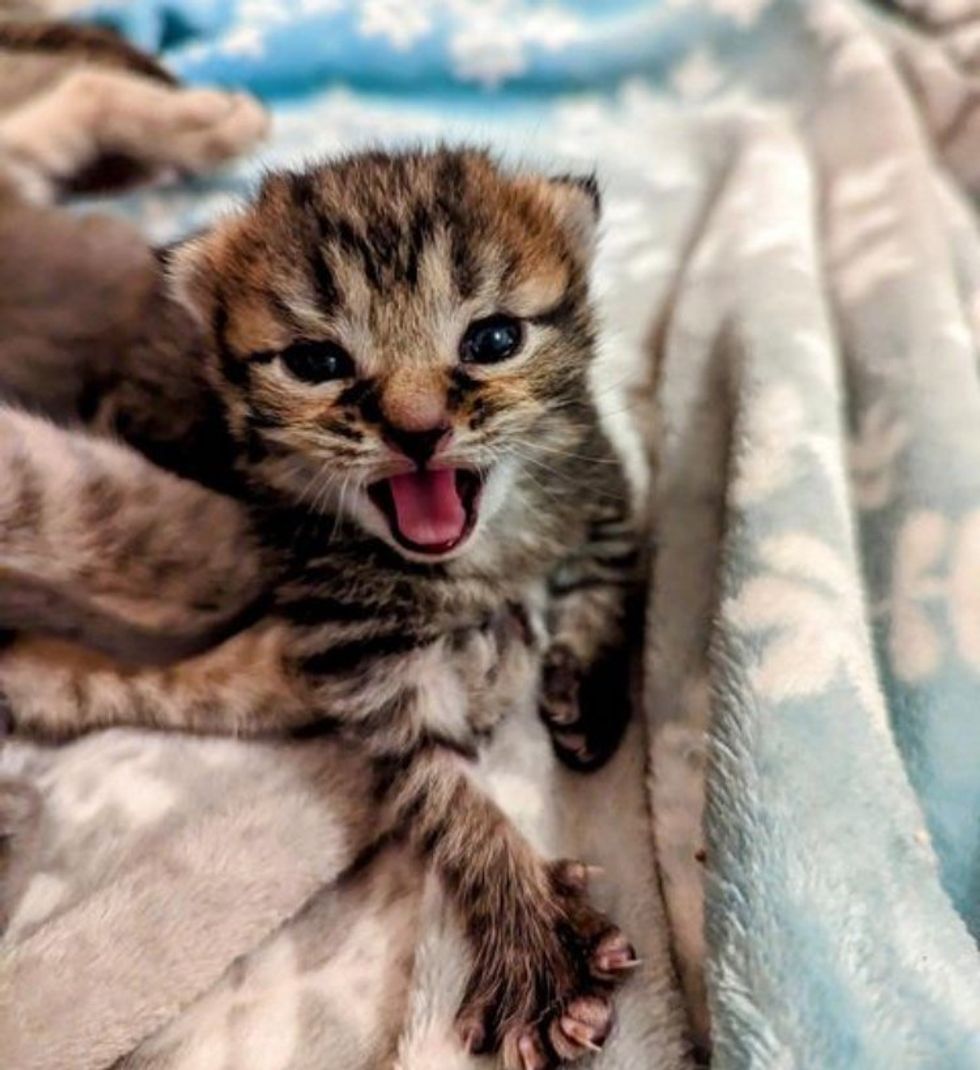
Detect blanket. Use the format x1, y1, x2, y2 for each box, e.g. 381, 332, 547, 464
3, 1, 980, 1068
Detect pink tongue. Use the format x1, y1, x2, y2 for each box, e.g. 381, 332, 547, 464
386, 469, 466, 548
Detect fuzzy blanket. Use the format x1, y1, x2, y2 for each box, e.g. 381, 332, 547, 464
4, 1, 980, 1068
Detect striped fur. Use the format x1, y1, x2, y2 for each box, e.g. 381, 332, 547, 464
0, 149, 642, 1068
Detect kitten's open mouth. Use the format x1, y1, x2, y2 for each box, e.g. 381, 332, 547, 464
368, 468, 482, 556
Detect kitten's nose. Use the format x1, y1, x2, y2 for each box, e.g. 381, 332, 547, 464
384, 424, 450, 467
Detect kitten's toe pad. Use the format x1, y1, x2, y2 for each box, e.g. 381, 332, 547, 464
513, 1030, 550, 1070
539, 644, 608, 772
540, 643, 581, 726
550, 996, 614, 1058
456, 859, 633, 1067
539, 641, 631, 773
591, 930, 641, 979
164, 90, 269, 172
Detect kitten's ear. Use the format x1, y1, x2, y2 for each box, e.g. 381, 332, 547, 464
160, 232, 217, 326
527, 172, 602, 262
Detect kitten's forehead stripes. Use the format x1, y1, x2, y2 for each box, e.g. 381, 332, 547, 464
265, 288, 307, 335
286, 171, 342, 310
276, 156, 486, 302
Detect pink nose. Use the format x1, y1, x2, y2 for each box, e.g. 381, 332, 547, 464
383, 424, 450, 466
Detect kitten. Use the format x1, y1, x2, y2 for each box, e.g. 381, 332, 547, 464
0, 148, 643, 1068
0, 406, 270, 671
0, 16, 275, 666
0, 18, 268, 203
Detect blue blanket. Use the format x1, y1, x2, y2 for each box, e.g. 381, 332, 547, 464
75, 1, 980, 1066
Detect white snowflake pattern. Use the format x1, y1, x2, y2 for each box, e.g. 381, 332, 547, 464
827, 160, 914, 305
241, 0, 294, 25
39, 736, 178, 829
217, 24, 267, 58
710, 0, 773, 28
358, 0, 433, 51
889, 509, 980, 681
447, 3, 585, 88
731, 381, 844, 512
849, 400, 910, 511
670, 47, 725, 100
727, 533, 888, 730
449, 20, 527, 87
7, 872, 69, 937
299, 0, 346, 12
889, 511, 948, 682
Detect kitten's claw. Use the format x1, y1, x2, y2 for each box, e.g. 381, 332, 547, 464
512, 1031, 549, 1070
551, 858, 602, 893
592, 931, 640, 979
457, 1015, 487, 1055
548, 995, 614, 1060
556, 992, 607, 1052
456, 858, 630, 1067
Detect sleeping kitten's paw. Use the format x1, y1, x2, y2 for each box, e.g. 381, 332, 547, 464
456, 860, 636, 1069
539, 643, 630, 772
162, 90, 269, 174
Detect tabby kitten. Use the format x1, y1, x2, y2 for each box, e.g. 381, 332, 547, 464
0, 148, 641, 1068
0, 406, 270, 670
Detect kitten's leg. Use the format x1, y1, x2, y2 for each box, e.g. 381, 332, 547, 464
0, 67, 267, 202
540, 502, 643, 771
388, 744, 636, 1068
337, 634, 634, 1069
0, 407, 268, 656
0, 619, 312, 739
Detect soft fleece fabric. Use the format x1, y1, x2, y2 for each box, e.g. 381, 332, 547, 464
1, 1, 979, 1067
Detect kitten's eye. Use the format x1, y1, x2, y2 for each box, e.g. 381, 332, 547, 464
279, 340, 355, 384
460, 315, 524, 365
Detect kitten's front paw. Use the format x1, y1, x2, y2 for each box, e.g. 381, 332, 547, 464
539, 643, 629, 772
164, 89, 269, 174
456, 860, 637, 1069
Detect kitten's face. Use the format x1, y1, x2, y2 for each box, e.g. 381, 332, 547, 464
172, 150, 600, 564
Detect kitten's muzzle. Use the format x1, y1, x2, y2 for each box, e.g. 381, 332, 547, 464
382, 424, 451, 467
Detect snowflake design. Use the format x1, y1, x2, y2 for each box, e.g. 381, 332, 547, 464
241, 0, 293, 24
38, 735, 178, 829
710, 0, 774, 28
827, 160, 914, 305
888, 509, 980, 681
731, 381, 843, 512
449, 19, 527, 87
358, 0, 434, 51
217, 24, 267, 58
849, 400, 910, 511
447, 1, 585, 87
727, 533, 888, 731
299, 0, 346, 12
670, 47, 725, 100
